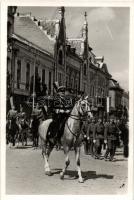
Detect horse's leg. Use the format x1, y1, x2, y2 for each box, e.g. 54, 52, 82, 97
60, 146, 70, 179
75, 147, 84, 183
42, 140, 54, 176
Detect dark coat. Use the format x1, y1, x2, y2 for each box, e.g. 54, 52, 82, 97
86, 122, 95, 138
93, 122, 105, 139
104, 122, 118, 140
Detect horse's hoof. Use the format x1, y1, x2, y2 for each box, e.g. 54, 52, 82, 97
78, 178, 84, 183
60, 172, 64, 180
45, 171, 52, 176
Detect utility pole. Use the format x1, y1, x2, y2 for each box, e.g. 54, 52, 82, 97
32, 53, 36, 111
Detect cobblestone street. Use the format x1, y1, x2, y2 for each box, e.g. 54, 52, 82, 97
6, 144, 128, 195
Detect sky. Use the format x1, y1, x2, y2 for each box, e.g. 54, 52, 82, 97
17, 7, 129, 91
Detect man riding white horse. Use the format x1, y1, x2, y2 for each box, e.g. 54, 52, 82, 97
47, 82, 73, 143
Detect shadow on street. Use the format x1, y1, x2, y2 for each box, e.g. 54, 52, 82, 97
52, 168, 114, 181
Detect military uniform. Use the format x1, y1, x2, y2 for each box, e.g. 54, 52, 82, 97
7, 108, 18, 121
86, 120, 96, 156
104, 121, 119, 161
119, 120, 129, 158
18, 110, 29, 146
93, 120, 105, 158
82, 120, 89, 155
7, 107, 19, 146
47, 86, 73, 143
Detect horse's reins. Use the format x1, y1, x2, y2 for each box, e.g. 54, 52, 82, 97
65, 101, 89, 137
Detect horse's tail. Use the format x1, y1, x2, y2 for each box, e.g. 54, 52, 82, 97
38, 119, 53, 142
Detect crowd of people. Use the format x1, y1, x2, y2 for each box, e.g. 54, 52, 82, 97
82, 116, 129, 161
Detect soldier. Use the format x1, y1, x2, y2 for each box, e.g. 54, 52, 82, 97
86, 117, 96, 156
17, 105, 29, 146
119, 119, 129, 158
93, 118, 105, 159
31, 103, 44, 147
7, 105, 19, 147
82, 117, 90, 155
47, 83, 73, 143
104, 117, 119, 161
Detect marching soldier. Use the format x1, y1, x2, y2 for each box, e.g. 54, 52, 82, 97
93, 118, 105, 159
86, 117, 96, 156
82, 117, 90, 155
104, 117, 119, 161
7, 106, 19, 147
17, 105, 29, 146
31, 103, 44, 147
7, 105, 18, 121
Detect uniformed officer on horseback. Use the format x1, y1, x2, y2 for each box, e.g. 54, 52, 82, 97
47, 82, 73, 143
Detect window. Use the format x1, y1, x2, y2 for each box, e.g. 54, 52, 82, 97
84, 63, 87, 76
35, 66, 38, 76
7, 57, 11, 73
48, 71, 51, 95
66, 75, 69, 88
26, 63, 30, 90
90, 86, 92, 97
58, 49, 63, 65
84, 83, 86, 92
70, 77, 74, 88
17, 60, 21, 89
75, 79, 78, 91
109, 97, 111, 107
58, 73, 62, 86
7, 21, 12, 38
42, 69, 45, 84
93, 86, 95, 96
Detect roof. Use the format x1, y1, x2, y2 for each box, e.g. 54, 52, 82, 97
67, 39, 84, 56
40, 19, 59, 38
100, 63, 109, 74
14, 15, 55, 55
109, 79, 124, 91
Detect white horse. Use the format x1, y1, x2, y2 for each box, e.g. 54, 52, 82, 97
39, 96, 92, 183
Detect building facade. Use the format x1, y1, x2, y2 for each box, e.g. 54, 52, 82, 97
7, 6, 115, 120
108, 79, 125, 119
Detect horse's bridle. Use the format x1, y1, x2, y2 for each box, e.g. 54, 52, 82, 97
66, 100, 90, 137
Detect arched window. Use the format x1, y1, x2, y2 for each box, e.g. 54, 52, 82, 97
42, 69, 45, 85
58, 49, 63, 65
